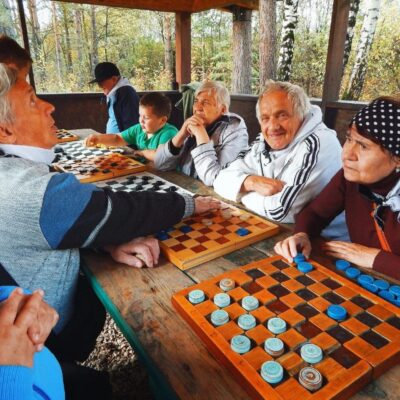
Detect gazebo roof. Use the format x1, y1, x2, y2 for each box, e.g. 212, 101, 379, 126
58, 0, 258, 12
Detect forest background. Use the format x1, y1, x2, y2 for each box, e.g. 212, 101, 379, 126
0, 0, 399, 101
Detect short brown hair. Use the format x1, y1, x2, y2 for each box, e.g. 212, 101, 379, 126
0, 35, 32, 69
139, 92, 172, 118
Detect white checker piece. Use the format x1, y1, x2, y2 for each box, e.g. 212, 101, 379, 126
96, 172, 194, 197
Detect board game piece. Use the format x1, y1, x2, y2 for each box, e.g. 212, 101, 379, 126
56, 129, 79, 143
294, 254, 306, 263
389, 285, 400, 297
297, 261, 313, 273
188, 289, 205, 304
242, 296, 259, 311
211, 310, 229, 326
95, 172, 193, 196
301, 343, 323, 364
53, 153, 147, 183
214, 293, 230, 308
267, 317, 286, 334
55, 139, 126, 161
335, 259, 350, 271
220, 278, 235, 292
264, 338, 284, 357
375, 280, 390, 291
238, 314, 257, 330
299, 367, 322, 391
327, 305, 347, 321
261, 361, 284, 384
172, 255, 400, 400
155, 204, 279, 270
358, 274, 374, 286
231, 335, 251, 354
345, 267, 361, 279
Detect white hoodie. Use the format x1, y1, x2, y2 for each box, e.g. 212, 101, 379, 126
214, 105, 348, 239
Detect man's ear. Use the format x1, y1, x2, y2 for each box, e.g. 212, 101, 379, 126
0, 124, 17, 144
220, 105, 227, 114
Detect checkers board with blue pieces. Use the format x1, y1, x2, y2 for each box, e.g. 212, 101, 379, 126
158, 203, 279, 270
172, 255, 400, 399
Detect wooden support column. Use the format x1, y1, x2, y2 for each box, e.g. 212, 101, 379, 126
175, 12, 191, 86
16, 0, 35, 90
321, 0, 350, 120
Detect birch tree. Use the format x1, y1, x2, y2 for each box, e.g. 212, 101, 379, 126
259, 0, 277, 86
277, 0, 299, 81
90, 5, 99, 71
344, 0, 381, 100
51, 1, 62, 84
232, 7, 252, 94
343, 0, 361, 70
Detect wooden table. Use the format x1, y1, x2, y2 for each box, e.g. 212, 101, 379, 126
81, 169, 400, 400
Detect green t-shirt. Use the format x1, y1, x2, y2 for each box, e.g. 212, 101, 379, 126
121, 122, 177, 150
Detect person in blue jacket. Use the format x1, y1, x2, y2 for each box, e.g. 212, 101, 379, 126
0, 286, 64, 399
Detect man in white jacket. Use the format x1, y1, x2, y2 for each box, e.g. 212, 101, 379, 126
214, 80, 347, 239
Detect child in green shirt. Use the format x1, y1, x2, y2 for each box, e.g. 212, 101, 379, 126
85, 92, 178, 161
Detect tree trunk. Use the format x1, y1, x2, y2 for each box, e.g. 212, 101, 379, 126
51, 1, 62, 84
90, 5, 99, 71
344, 0, 381, 100
26, 0, 41, 59
61, 3, 73, 73
232, 7, 252, 94
259, 0, 277, 86
1, 0, 17, 37
74, 7, 85, 86
277, 0, 299, 81
164, 13, 174, 79
343, 0, 361, 70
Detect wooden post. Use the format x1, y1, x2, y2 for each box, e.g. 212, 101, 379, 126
16, 0, 36, 90
175, 12, 191, 86
321, 0, 350, 119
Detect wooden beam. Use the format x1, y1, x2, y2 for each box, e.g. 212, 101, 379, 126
321, 0, 350, 115
16, 0, 36, 90
175, 12, 191, 86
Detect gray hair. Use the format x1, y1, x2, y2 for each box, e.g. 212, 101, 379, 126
256, 80, 311, 122
0, 63, 17, 124
195, 80, 230, 111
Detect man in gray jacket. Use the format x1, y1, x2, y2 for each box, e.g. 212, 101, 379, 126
214, 80, 348, 239
154, 81, 249, 186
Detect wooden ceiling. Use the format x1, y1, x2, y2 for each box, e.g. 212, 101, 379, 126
59, 0, 259, 12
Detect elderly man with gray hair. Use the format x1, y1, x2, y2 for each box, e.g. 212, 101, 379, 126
154, 80, 248, 186
214, 80, 348, 239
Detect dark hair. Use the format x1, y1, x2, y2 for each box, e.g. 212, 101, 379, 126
0, 35, 32, 69
139, 92, 171, 118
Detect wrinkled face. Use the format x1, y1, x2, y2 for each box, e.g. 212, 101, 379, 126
259, 90, 303, 150
0, 80, 57, 149
193, 90, 226, 126
139, 105, 167, 134
98, 76, 119, 95
342, 125, 400, 184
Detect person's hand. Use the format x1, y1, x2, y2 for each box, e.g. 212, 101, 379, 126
194, 196, 221, 215
321, 241, 380, 269
172, 115, 205, 148
243, 176, 285, 196
105, 237, 160, 268
0, 288, 55, 367
274, 232, 312, 263
133, 149, 156, 161
84, 134, 100, 147
187, 119, 209, 145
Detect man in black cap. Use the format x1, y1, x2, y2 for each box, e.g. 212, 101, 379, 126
90, 62, 139, 133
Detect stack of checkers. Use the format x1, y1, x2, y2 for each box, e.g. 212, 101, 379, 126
334, 259, 400, 307
155, 204, 279, 270
56, 129, 79, 143
95, 172, 193, 197
53, 153, 147, 183
54, 140, 126, 162
172, 255, 400, 400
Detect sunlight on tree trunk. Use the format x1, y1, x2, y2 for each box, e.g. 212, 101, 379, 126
61, 3, 73, 74
344, 0, 381, 100
51, 1, 62, 85
164, 14, 174, 82
232, 7, 252, 94
259, 0, 277, 87
90, 5, 99, 71
343, 0, 361, 70
277, 0, 299, 81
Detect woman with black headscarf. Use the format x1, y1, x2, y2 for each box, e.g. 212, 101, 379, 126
275, 96, 400, 280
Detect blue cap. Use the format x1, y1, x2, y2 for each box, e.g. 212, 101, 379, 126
335, 259, 350, 271
345, 267, 361, 279
231, 335, 251, 354
260, 361, 284, 384
236, 227, 250, 236
327, 304, 347, 321
297, 262, 313, 273
375, 279, 390, 291
211, 310, 229, 326
188, 289, 205, 304
238, 314, 257, 330
301, 343, 323, 364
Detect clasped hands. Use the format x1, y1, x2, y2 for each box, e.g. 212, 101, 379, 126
172, 115, 209, 148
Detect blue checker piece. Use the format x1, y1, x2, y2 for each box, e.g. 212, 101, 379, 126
238, 314, 257, 330
294, 253, 306, 263
345, 267, 361, 279
297, 262, 313, 273
179, 225, 193, 233
155, 231, 169, 241
260, 361, 284, 384
335, 259, 351, 271
375, 279, 390, 291
357, 274, 374, 286
231, 335, 251, 354
389, 285, 400, 297
327, 305, 347, 321
379, 290, 395, 303
301, 344, 323, 364
362, 282, 379, 293
236, 227, 250, 236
